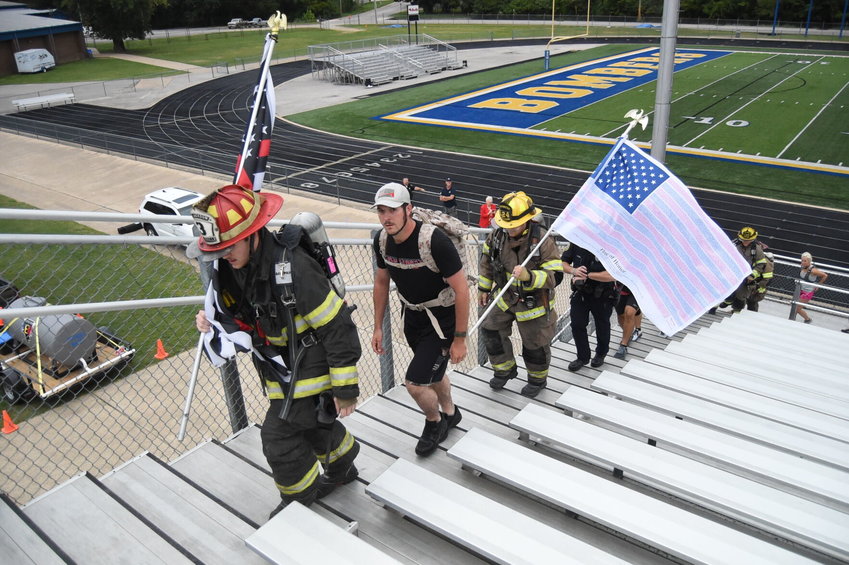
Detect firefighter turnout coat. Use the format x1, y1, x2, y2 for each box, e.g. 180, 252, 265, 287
211, 228, 360, 402
478, 224, 562, 320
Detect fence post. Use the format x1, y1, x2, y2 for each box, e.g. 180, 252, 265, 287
789, 279, 801, 320
372, 229, 395, 392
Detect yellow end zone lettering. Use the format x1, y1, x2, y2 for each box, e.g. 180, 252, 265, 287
469, 98, 557, 113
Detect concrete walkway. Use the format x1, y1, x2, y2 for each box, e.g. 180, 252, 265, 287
97, 52, 206, 72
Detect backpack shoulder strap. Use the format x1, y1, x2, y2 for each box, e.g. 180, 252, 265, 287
378, 228, 388, 262
417, 223, 439, 273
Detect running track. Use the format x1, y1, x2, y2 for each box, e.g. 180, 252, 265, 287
2, 42, 848, 271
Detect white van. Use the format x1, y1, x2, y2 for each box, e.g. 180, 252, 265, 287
14, 49, 56, 73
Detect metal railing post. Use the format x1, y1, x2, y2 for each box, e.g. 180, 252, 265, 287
371, 229, 395, 392
789, 279, 801, 320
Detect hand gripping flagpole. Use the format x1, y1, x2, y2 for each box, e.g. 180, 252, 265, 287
179, 14, 287, 441
469, 228, 557, 334
470, 110, 650, 336
234, 11, 287, 191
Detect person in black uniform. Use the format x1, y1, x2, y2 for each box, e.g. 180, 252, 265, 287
561, 243, 617, 371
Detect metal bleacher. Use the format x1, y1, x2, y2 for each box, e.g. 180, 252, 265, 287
3, 310, 848, 564
309, 34, 462, 86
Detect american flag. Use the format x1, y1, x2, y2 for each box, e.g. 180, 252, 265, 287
552, 137, 750, 335
234, 35, 277, 192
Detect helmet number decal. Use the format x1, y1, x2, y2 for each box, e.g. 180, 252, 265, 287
192, 210, 220, 245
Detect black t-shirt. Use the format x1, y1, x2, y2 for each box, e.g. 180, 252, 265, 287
374, 221, 462, 305
440, 185, 457, 208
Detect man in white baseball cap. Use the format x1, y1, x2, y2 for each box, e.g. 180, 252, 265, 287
370, 182, 469, 456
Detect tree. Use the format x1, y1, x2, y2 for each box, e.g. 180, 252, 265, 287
63, 0, 165, 53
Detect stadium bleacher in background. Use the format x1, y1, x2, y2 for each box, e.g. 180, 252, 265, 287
309, 34, 464, 86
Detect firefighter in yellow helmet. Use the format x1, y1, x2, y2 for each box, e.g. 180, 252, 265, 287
478, 192, 563, 398
190, 185, 361, 518
711, 226, 774, 313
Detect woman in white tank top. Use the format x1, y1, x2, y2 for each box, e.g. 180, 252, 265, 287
796, 252, 828, 324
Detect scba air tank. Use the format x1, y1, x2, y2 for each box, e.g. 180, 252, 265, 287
288, 212, 346, 299
7, 296, 97, 368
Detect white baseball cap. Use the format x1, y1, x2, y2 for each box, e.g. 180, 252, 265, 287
372, 182, 410, 208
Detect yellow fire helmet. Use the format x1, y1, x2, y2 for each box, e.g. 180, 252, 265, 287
495, 191, 542, 229
738, 226, 758, 241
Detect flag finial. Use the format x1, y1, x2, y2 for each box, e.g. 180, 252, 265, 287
622, 109, 649, 140
268, 11, 287, 36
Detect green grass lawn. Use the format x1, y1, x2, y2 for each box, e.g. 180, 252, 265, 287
288, 44, 849, 208
0, 195, 202, 421
83, 20, 844, 69
0, 58, 181, 85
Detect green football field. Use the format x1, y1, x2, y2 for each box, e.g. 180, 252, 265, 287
290, 44, 849, 208
535, 50, 849, 166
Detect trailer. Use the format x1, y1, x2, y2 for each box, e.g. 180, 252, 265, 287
0, 296, 135, 404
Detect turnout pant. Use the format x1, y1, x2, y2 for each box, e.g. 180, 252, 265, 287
262, 396, 359, 505
570, 291, 613, 362
481, 306, 555, 382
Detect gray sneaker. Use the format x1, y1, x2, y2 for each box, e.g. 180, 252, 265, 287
613, 345, 627, 360
631, 328, 642, 342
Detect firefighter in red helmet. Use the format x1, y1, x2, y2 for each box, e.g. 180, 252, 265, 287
190, 185, 361, 518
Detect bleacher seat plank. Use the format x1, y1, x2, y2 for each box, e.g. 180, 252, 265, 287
448, 428, 820, 565
12, 93, 74, 110
591, 370, 849, 470
664, 340, 849, 417
246, 501, 401, 564
642, 350, 849, 430
366, 458, 632, 565
723, 310, 849, 347
680, 332, 849, 394
555, 387, 849, 511
699, 322, 845, 369
510, 404, 849, 561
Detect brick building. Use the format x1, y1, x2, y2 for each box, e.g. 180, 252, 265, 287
0, 1, 86, 76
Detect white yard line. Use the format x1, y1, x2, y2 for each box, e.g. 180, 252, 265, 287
683, 57, 823, 147
776, 78, 849, 159
600, 54, 780, 138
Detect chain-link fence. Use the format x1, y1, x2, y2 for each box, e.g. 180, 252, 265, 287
0, 214, 575, 505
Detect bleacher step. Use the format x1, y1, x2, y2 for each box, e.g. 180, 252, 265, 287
101, 452, 265, 564
22, 473, 194, 564
0, 492, 66, 565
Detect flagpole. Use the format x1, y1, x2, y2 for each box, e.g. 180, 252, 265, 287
470, 110, 650, 334
234, 12, 286, 190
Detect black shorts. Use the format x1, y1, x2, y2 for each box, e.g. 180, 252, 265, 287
615, 292, 641, 316
403, 308, 454, 386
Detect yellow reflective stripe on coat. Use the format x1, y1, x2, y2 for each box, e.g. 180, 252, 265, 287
524, 269, 547, 290
540, 259, 562, 272
762, 271, 774, 279
515, 305, 547, 321
304, 291, 344, 329
318, 431, 356, 464
482, 241, 491, 255
265, 316, 310, 346
496, 294, 510, 311
276, 460, 319, 495
265, 375, 333, 400
330, 365, 358, 387
478, 275, 493, 290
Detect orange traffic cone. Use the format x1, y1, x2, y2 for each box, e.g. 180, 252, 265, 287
2, 410, 19, 434
154, 339, 169, 360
